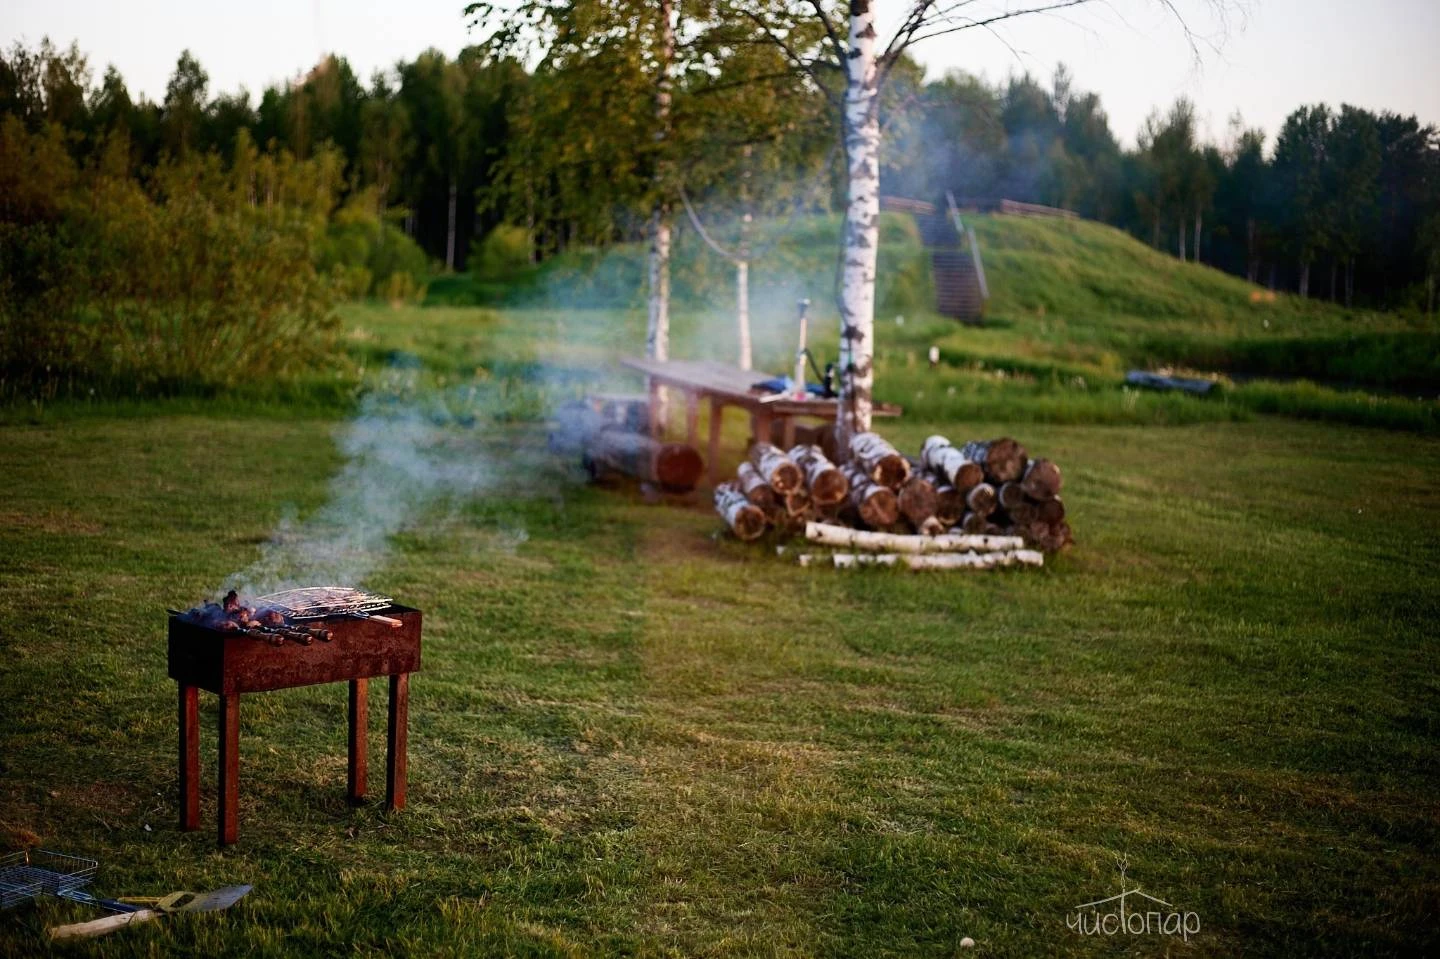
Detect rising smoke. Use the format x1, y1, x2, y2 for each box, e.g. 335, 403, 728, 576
219, 361, 571, 599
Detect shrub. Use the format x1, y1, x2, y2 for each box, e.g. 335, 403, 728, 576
0, 122, 343, 400
471, 224, 534, 281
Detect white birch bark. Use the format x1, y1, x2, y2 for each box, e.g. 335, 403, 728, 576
805, 521, 1024, 553
736, 257, 751, 369
737, 145, 753, 370
645, 0, 676, 367
798, 550, 1044, 570
838, 0, 881, 448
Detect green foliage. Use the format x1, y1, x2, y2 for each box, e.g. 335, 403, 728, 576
317, 196, 430, 302
470, 224, 534, 281
0, 118, 343, 401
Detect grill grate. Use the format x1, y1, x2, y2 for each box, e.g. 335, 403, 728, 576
255, 586, 394, 621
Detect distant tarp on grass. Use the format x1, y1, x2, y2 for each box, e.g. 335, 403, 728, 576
1125, 370, 1218, 396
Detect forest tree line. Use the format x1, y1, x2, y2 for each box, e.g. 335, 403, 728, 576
3, 37, 1439, 312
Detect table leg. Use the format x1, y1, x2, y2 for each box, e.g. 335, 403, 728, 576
685, 391, 699, 447
179, 684, 199, 831
752, 411, 772, 449
386, 673, 409, 812
781, 416, 796, 449
218, 693, 239, 846
348, 678, 368, 804
647, 378, 663, 440
708, 397, 723, 488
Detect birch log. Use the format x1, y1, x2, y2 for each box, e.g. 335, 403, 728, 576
896, 474, 939, 530
850, 432, 910, 488
958, 511, 988, 534
782, 486, 811, 517
839, 462, 899, 527
714, 482, 766, 541
996, 481, 1025, 511
1020, 458, 1062, 501
932, 479, 964, 526
1036, 496, 1066, 524
749, 442, 803, 494
789, 444, 849, 507
585, 428, 703, 492
809, 550, 1044, 570
921, 435, 984, 492
964, 482, 997, 517
736, 462, 778, 513
960, 438, 1028, 484
805, 521, 1024, 553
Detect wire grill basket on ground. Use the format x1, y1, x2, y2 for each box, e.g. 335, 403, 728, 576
0, 850, 98, 908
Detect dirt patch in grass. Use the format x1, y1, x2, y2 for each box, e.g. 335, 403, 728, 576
0, 510, 104, 535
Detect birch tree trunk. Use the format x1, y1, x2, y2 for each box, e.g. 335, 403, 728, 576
645, 0, 676, 370
1177, 221, 1186, 261
737, 145, 753, 371
838, 0, 880, 448
737, 256, 751, 370
1193, 211, 1202, 263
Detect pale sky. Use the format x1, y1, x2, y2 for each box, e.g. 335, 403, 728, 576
5, 1, 1438, 149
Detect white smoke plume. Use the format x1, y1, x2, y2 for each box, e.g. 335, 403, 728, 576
220, 362, 566, 599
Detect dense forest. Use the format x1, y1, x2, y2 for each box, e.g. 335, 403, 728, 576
3, 36, 1438, 311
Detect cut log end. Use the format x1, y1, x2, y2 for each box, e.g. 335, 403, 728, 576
954, 461, 984, 491
654, 444, 704, 492
965, 482, 997, 517
715, 483, 768, 541
858, 488, 899, 528
897, 475, 938, 528
1020, 458, 1062, 500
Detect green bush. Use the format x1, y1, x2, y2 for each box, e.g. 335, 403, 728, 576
471, 224, 535, 281
318, 199, 430, 302
0, 120, 343, 401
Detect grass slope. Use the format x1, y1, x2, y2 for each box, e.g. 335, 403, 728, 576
425, 212, 1437, 434
1, 294, 1438, 956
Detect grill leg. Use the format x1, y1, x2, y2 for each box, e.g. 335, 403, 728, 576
348, 678, 368, 804
386, 673, 409, 812
179, 684, 200, 831
218, 693, 239, 846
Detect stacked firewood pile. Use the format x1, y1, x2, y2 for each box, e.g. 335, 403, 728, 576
715, 430, 1072, 556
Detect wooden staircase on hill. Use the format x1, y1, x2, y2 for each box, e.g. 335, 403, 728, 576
883, 194, 989, 325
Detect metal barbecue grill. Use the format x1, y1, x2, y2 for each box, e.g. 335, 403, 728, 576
255, 587, 400, 626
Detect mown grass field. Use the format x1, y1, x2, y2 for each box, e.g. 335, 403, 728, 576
2, 216, 1439, 956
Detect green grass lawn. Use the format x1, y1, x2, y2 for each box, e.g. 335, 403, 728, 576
2, 283, 1438, 956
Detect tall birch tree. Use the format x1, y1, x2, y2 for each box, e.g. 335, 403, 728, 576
728, 0, 1227, 445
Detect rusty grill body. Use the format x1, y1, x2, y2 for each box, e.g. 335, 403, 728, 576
168, 597, 422, 846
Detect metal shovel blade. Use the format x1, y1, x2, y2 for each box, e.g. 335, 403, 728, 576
47, 885, 252, 940
164, 884, 252, 913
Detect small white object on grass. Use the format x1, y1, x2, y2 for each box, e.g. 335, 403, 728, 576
928, 345, 940, 367
960, 937, 975, 948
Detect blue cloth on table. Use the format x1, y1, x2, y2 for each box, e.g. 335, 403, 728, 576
752, 375, 827, 398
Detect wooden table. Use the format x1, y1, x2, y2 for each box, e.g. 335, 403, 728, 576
621, 358, 899, 486
167, 606, 422, 846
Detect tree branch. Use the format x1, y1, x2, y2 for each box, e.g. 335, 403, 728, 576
899, 0, 1098, 48
678, 187, 743, 262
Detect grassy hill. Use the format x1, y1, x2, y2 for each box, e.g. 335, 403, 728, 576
425, 212, 1436, 432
